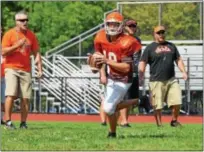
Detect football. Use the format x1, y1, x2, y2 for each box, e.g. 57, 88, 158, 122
87, 52, 103, 73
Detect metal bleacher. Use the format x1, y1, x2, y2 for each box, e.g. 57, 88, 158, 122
175, 45, 202, 91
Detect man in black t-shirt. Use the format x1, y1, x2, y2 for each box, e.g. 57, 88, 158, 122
139, 25, 188, 127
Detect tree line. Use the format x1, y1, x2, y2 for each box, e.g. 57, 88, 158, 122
1, 2, 202, 56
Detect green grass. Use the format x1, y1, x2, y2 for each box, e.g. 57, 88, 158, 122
1, 122, 203, 151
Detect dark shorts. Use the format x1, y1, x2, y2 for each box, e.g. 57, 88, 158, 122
124, 76, 139, 99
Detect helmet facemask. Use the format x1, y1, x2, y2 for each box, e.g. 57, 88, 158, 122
105, 21, 123, 36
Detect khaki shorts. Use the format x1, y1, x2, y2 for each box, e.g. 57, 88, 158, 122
149, 77, 181, 110
5, 68, 32, 99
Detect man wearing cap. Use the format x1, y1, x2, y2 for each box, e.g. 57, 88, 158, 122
139, 25, 187, 127
124, 19, 141, 43
119, 19, 143, 127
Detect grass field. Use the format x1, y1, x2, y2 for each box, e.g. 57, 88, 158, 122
1, 121, 203, 151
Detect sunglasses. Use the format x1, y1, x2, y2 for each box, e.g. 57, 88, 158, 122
16, 19, 29, 22
156, 30, 165, 35
128, 24, 137, 28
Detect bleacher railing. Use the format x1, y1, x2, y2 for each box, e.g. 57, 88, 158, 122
31, 56, 102, 114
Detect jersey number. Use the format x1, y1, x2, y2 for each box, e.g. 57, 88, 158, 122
103, 50, 117, 74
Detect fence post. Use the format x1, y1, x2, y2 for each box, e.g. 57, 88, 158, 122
38, 78, 42, 113
53, 55, 56, 77
31, 57, 37, 113
84, 79, 88, 114
187, 57, 190, 115
65, 77, 67, 113
158, 3, 163, 25
33, 80, 37, 113
60, 77, 64, 113
79, 37, 82, 66
199, 2, 203, 40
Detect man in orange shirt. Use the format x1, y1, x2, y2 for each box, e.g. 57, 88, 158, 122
93, 12, 150, 137
2, 10, 42, 129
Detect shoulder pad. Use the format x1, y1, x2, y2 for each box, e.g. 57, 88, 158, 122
95, 29, 106, 43
119, 35, 137, 48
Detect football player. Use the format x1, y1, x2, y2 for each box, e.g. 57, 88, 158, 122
94, 12, 150, 138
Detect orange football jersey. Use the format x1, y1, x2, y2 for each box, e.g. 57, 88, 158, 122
94, 29, 141, 82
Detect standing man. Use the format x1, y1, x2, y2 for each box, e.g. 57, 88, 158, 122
93, 12, 150, 137
139, 25, 187, 127
119, 19, 142, 127
2, 10, 42, 129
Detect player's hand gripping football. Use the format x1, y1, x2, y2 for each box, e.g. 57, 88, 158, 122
95, 55, 107, 66
87, 52, 104, 73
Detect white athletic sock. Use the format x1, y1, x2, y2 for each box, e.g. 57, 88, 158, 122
6, 120, 11, 125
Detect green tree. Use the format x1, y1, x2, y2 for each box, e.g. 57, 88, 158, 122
162, 3, 200, 40
123, 4, 159, 40
123, 3, 201, 41
2, 2, 201, 55
1, 1, 115, 55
